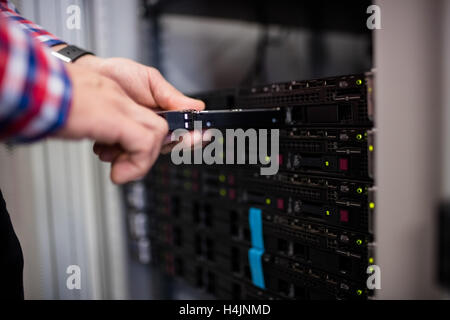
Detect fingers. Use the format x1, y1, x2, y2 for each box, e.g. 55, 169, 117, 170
109, 113, 167, 184
95, 129, 200, 159
147, 67, 205, 111
96, 129, 203, 159
61, 64, 171, 184
93, 143, 122, 162
92, 96, 170, 183
160, 130, 207, 155
160, 141, 177, 155
97, 58, 205, 111
89, 102, 168, 184
123, 99, 170, 133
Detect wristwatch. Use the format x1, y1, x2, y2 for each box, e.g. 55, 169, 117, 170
51, 45, 94, 63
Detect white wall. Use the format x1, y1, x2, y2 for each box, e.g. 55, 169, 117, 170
375, 0, 445, 299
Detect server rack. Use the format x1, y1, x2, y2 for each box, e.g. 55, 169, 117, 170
124, 72, 376, 300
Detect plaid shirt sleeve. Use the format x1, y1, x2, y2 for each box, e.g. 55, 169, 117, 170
0, 15, 72, 142
0, 0, 65, 47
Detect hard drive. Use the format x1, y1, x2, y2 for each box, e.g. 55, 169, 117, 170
157, 108, 283, 131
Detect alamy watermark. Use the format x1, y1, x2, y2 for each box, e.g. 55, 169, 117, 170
62, 4, 380, 33
66, 264, 81, 290
170, 121, 280, 175
367, 264, 381, 290
66, 5, 81, 30
367, 5, 381, 30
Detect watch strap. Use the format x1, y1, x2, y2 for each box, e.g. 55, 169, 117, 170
52, 45, 94, 63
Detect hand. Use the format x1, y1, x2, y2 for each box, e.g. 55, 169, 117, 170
57, 64, 169, 184
75, 55, 205, 161
77, 55, 204, 111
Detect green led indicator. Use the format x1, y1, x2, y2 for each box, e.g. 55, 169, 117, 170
356, 134, 363, 140
356, 289, 363, 296
356, 187, 363, 194
219, 189, 227, 197
356, 239, 363, 245
325, 161, 329, 167
219, 174, 226, 183
356, 79, 363, 86
326, 210, 331, 216
265, 198, 271, 205
369, 257, 374, 264
369, 202, 375, 209
184, 182, 191, 190
369, 145, 374, 152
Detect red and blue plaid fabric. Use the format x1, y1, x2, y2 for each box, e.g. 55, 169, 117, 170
0, 1, 72, 142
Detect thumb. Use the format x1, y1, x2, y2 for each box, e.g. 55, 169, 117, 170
148, 67, 205, 111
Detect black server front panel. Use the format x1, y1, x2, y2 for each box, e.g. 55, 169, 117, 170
124, 73, 376, 300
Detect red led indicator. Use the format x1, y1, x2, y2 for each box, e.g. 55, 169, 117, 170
339, 158, 348, 171
278, 154, 283, 166
229, 189, 236, 200
340, 209, 349, 222
277, 198, 285, 210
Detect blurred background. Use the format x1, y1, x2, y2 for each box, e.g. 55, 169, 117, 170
0, 0, 449, 299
